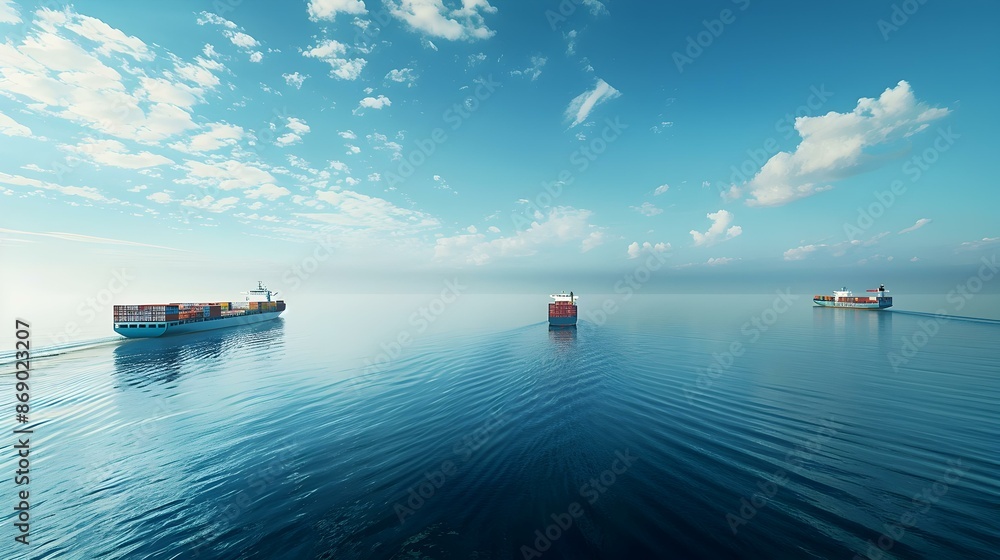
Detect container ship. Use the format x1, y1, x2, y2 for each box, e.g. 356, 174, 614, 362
549, 292, 578, 327
113, 282, 285, 338
813, 285, 892, 309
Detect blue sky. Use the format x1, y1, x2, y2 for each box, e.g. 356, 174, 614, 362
1, 0, 998, 296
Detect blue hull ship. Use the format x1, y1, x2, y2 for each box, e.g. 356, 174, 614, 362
813, 285, 892, 309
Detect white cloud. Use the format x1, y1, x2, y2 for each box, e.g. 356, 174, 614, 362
302, 39, 366, 80
177, 159, 276, 191
368, 172, 381, 181
308, 0, 367, 21
627, 241, 670, 259
285, 117, 310, 134
510, 55, 547, 81
488, 225, 500, 233
173, 59, 221, 88
196, 12, 237, 28
388, 0, 498, 41
631, 202, 662, 217
0, 171, 111, 202
434, 207, 602, 265
182, 194, 240, 213
65, 13, 153, 60
283, 72, 308, 89
650, 121, 673, 134
385, 67, 417, 86
581, 0, 608, 16
466, 225, 478, 233
564, 29, 577, 55
898, 218, 931, 234
339, 130, 357, 139
0, 110, 31, 137
582, 231, 605, 252
138, 77, 202, 109
654, 184, 669, 195
741, 81, 950, 206
169, 122, 244, 153
63, 138, 174, 169
0, 0, 21, 24
565, 78, 621, 127
305, 189, 440, 233
197, 12, 263, 62
275, 116, 310, 146
355, 94, 391, 113
244, 183, 291, 200
958, 237, 1000, 251
0, 227, 183, 250
147, 191, 172, 204
0, 10, 221, 144
783, 244, 825, 261
225, 31, 259, 49
706, 257, 737, 266
146, 192, 240, 214
344, 177, 360, 186
690, 209, 742, 246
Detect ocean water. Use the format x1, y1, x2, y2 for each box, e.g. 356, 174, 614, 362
2, 294, 999, 559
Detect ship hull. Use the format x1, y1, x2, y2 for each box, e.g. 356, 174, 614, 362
114, 311, 283, 338
813, 299, 892, 309
548, 315, 578, 327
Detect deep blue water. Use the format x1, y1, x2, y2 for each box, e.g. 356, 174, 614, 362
2, 294, 999, 559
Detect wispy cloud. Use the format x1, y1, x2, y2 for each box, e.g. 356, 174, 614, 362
898, 218, 931, 234
434, 207, 602, 265
0, 227, 185, 251
63, 138, 174, 169
958, 237, 1000, 251
510, 55, 547, 81
565, 78, 621, 127
630, 202, 662, 216
0, 110, 31, 137
196, 11, 263, 62
0, 171, 112, 202
0, 0, 21, 24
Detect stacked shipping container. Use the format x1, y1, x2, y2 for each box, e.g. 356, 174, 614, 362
548, 302, 577, 319
113, 305, 179, 322
115, 300, 285, 324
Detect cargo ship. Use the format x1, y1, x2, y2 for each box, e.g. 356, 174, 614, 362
113, 282, 285, 338
813, 285, 892, 309
549, 292, 578, 327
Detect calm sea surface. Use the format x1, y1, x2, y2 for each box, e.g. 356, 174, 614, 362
2, 294, 998, 559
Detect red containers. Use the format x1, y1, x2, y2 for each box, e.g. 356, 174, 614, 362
548, 302, 577, 318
